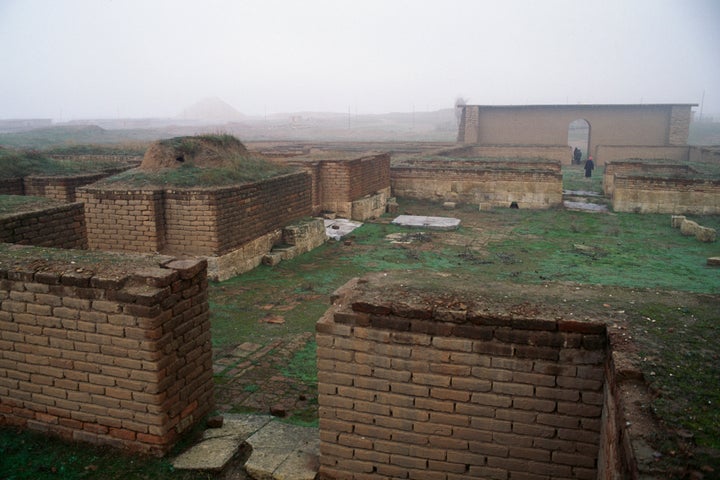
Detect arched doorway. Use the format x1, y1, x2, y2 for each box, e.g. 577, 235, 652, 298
567, 119, 590, 164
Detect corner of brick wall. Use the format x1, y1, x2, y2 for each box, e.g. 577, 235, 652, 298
0, 253, 213, 455
317, 277, 608, 479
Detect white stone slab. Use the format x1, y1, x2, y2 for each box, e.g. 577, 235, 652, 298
391, 215, 461, 231
324, 219, 363, 240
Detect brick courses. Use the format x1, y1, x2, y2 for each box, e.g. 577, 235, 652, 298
0, 250, 213, 455
317, 277, 608, 479
0, 202, 87, 249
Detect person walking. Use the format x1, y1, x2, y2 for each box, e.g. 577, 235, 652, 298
584, 156, 595, 178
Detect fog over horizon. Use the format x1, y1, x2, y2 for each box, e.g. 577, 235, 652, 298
1, 0, 719, 121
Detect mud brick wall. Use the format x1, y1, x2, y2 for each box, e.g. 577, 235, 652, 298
612, 175, 720, 214
162, 190, 219, 256
689, 146, 720, 165
391, 165, 562, 209
0, 253, 213, 455
212, 172, 312, 255
346, 154, 391, 200
282, 154, 390, 218
0, 203, 87, 249
77, 188, 165, 253
24, 173, 113, 203
0, 178, 24, 196
317, 280, 607, 480
603, 161, 696, 196
398, 157, 562, 174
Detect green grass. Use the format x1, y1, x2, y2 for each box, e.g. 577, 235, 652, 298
0, 428, 214, 480
0, 195, 56, 215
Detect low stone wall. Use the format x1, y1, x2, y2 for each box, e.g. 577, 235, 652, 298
391, 163, 562, 209
438, 145, 571, 164
595, 145, 689, 166
206, 218, 327, 281
612, 175, 720, 214
603, 161, 696, 196
0, 248, 213, 455
0, 202, 87, 249
317, 277, 607, 479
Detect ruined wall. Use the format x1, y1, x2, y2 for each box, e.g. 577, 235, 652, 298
611, 175, 720, 214
0, 252, 213, 455
317, 278, 607, 479
77, 188, 166, 253
440, 145, 571, 164
689, 146, 720, 165
0, 179, 24, 196
391, 164, 563, 209
79, 172, 313, 257
24, 173, 115, 203
603, 161, 696, 196
595, 145, 690, 167
0, 203, 87, 249
283, 154, 391, 220
213, 173, 312, 254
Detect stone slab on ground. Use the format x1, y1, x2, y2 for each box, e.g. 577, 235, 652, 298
324, 218, 363, 240
244, 421, 319, 480
563, 200, 609, 212
391, 215, 461, 231
172, 414, 273, 472
708, 257, 720, 266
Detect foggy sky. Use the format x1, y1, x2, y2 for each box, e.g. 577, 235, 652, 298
1, 0, 719, 120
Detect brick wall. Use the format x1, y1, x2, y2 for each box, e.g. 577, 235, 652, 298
0, 202, 87, 249
24, 172, 127, 203
77, 188, 166, 253
317, 277, 607, 479
391, 164, 563, 209
81, 172, 313, 257
0, 251, 213, 455
0, 178, 24, 196
611, 175, 720, 214
213, 173, 313, 255
285, 154, 391, 218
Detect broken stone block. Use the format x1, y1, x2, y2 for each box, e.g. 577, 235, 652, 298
707, 257, 720, 266
696, 226, 717, 243
443, 202, 456, 210
671, 215, 686, 228
262, 253, 282, 266
680, 219, 700, 237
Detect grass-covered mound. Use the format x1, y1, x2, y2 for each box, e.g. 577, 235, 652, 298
102, 134, 296, 188
0, 147, 119, 179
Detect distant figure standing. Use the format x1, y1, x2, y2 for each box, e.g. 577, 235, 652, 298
573, 147, 582, 165
584, 156, 595, 178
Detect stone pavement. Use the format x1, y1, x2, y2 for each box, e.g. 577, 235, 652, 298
212, 332, 317, 420
172, 414, 318, 480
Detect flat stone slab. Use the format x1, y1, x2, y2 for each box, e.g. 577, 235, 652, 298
708, 257, 720, 266
325, 218, 363, 240
563, 201, 609, 212
391, 215, 461, 231
172, 414, 272, 472
244, 421, 319, 480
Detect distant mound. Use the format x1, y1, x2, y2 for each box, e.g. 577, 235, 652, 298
179, 97, 246, 122
140, 134, 249, 170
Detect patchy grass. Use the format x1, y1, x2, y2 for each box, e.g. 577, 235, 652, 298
562, 164, 604, 192
0, 148, 121, 179
0, 428, 214, 480
99, 154, 296, 188
0, 195, 57, 216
